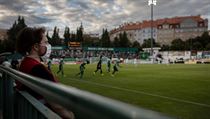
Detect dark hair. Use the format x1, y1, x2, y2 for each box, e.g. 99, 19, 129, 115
16, 27, 46, 55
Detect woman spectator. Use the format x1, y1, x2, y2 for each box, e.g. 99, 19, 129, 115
16, 27, 74, 119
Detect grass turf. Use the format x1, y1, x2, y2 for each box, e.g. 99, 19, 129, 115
52, 64, 210, 119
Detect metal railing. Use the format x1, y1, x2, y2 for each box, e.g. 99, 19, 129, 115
0, 65, 174, 119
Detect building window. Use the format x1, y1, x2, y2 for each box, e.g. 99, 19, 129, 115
199, 23, 202, 27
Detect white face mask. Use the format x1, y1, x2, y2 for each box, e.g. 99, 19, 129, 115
42, 44, 52, 58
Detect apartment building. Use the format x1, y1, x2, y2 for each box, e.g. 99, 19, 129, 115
110, 15, 208, 46
157, 15, 208, 45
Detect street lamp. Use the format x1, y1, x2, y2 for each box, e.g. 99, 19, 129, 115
148, 0, 156, 63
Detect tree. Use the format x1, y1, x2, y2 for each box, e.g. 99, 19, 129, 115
50, 26, 61, 46
185, 38, 194, 50
46, 31, 51, 41
0, 40, 3, 53
113, 37, 120, 47
76, 23, 84, 43
161, 44, 170, 51
192, 41, 202, 50
200, 31, 210, 50
141, 38, 156, 48
100, 29, 111, 47
0, 39, 14, 53
119, 31, 131, 47
132, 41, 141, 50
82, 35, 100, 47
70, 32, 76, 42
6, 16, 27, 52
63, 26, 70, 46
170, 38, 185, 51
206, 43, 210, 50
184, 32, 210, 51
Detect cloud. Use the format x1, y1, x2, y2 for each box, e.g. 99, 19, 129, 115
0, 0, 209, 36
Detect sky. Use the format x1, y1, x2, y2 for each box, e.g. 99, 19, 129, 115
0, 0, 209, 36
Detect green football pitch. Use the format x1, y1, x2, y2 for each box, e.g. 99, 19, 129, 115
51, 64, 210, 119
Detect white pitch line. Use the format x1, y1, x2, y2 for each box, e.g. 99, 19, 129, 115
68, 78, 210, 108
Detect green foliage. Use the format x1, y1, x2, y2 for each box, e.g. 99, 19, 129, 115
63, 26, 70, 46
192, 41, 203, 50
170, 38, 185, 51
46, 31, 51, 42
200, 31, 210, 49
100, 29, 111, 47
4, 16, 27, 52
119, 31, 131, 47
0, 41, 2, 52
83, 35, 100, 47
161, 44, 170, 51
132, 41, 141, 50
71, 33, 76, 42
160, 31, 210, 51
183, 32, 210, 51
142, 38, 157, 48
1, 40, 15, 52
206, 43, 210, 50
50, 26, 61, 46
76, 23, 84, 43
184, 38, 193, 50
7, 16, 27, 41
113, 37, 120, 47
0, 39, 14, 53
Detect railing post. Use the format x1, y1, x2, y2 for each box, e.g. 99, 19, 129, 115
0, 72, 3, 110
3, 72, 14, 119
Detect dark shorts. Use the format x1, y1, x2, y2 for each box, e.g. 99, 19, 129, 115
97, 67, 101, 70
114, 66, 118, 71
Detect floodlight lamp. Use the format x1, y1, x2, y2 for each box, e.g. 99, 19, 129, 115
148, 0, 157, 6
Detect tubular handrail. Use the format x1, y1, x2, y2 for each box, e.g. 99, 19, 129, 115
0, 65, 174, 119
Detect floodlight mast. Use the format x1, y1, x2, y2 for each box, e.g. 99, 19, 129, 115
148, 0, 156, 63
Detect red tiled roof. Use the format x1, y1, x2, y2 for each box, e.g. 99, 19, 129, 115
156, 15, 204, 25
110, 15, 205, 34
123, 22, 141, 30
141, 20, 157, 28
